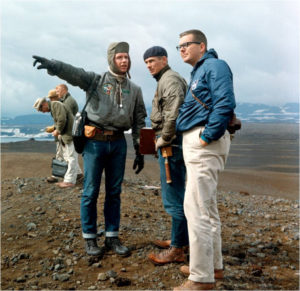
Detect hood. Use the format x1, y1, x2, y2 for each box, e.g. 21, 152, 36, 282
107, 42, 131, 77
194, 48, 218, 70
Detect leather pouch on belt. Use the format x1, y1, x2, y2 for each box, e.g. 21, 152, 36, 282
161, 146, 173, 158
84, 125, 96, 138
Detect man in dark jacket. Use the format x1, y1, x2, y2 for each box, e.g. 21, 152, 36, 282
32, 41, 146, 258
143, 46, 188, 265
174, 29, 236, 291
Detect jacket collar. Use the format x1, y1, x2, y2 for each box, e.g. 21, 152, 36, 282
60, 92, 70, 102
108, 67, 127, 83
192, 48, 218, 73
153, 65, 170, 81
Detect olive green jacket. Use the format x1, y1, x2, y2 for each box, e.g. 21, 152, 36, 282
49, 101, 74, 144
150, 67, 187, 141
61, 93, 78, 116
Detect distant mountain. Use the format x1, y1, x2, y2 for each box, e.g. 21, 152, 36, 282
1, 102, 299, 128
145, 102, 299, 124
235, 102, 299, 123
1, 114, 53, 125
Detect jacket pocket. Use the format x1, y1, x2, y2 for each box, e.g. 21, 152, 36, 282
188, 126, 205, 148
197, 127, 206, 146
206, 131, 230, 155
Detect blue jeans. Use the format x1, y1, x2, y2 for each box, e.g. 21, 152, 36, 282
158, 136, 189, 248
81, 138, 127, 239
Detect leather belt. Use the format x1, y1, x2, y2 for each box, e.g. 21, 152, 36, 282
95, 128, 114, 135
91, 129, 124, 142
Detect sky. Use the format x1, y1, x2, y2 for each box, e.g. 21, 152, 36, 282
1, 0, 299, 117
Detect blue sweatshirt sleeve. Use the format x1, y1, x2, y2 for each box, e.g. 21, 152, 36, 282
201, 60, 236, 143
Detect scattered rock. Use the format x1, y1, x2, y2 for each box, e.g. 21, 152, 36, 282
54, 273, 70, 282
106, 270, 118, 278
92, 262, 101, 268
18, 253, 30, 260
97, 272, 107, 281
1, 176, 299, 290
15, 276, 26, 283
27, 223, 37, 231
114, 277, 131, 287
251, 265, 263, 277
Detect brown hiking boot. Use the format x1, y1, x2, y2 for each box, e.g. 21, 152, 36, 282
148, 247, 185, 265
214, 269, 224, 279
180, 265, 224, 279
174, 280, 215, 291
152, 239, 171, 248
152, 240, 189, 253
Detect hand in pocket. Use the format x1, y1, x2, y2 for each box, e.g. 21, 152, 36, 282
199, 138, 208, 147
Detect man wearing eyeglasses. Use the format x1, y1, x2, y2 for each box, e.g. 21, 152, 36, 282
174, 30, 236, 291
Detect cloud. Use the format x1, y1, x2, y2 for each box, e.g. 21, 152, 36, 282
235, 67, 298, 104
1, 0, 299, 117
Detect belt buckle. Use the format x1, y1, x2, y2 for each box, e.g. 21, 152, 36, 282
95, 128, 103, 135
104, 130, 113, 136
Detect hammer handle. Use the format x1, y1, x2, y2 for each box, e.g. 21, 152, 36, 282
164, 157, 172, 184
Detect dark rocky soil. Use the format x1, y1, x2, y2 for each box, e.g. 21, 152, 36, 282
1, 123, 299, 290
1, 175, 299, 290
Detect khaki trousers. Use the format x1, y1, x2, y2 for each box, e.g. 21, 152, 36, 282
56, 141, 65, 161
62, 141, 82, 184
182, 126, 230, 283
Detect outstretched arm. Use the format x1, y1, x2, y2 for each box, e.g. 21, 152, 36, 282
33, 55, 57, 71
32, 55, 97, 92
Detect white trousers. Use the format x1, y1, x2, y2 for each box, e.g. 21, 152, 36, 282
62, 141, 82, 184
182, 126, 231, 283
56, 141, 65, 161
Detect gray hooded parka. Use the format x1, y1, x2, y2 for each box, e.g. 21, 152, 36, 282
46, 43, 146, 147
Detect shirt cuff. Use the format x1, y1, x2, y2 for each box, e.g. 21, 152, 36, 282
200, 135, 211, 144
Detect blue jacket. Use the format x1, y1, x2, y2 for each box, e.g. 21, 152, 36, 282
176, 49, 236, 143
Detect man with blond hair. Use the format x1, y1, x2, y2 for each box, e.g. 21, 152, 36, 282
32, 41, 146, 257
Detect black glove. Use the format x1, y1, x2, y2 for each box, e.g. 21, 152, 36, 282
133, 145, 144, 174
32, 55, 55, 71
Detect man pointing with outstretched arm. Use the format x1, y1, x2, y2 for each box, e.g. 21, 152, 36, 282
33, 41, 146, 258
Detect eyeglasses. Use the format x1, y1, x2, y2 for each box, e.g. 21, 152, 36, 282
176, 42, 201, 51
